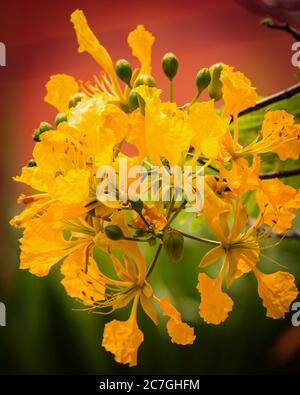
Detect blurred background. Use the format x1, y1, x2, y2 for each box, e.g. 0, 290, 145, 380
0, 0, 300, 374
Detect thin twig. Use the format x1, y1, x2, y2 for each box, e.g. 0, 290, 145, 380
262, 18, 300, 40
146, 244, 163, 278
259, 168, 300, 180
238, 83, 300, 118
214, 168, 300, 187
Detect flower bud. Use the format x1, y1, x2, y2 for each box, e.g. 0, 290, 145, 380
27, 159, 37, 167
134, 74, 156, 88
68, 92, 85, 109
115, 59, 133, 85
162, 52, 179, 80
55, 113, 67, 126
208, 63, 223, 101
39, 121, 53, 134
162, 228, 184, 263
104, 225, 124, 240
196, 67, 211, 94
32, 121, 53, 142
128, 89, 139, 112
261, 17, 273, 27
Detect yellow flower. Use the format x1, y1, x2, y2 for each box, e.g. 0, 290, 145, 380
261, 110, 300, 160
131, 204, 167, 231
136, 86, 193, 166
44, 74, 79, 113
220, 65, 257, 117
102, 294, 144, 367
189, 100, 230, 161
256, 178, 300, 233
198, 184, 298, 323
232, 110, 300, 160
128, 25, 155, 74
70, 10, 124, 102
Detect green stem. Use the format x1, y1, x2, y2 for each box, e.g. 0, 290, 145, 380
166, 193, 175, 220
138, 212, 150, 228
124, 236, 155, 243
189, 91, 200, 107
178, 230, 220, 245
168, 199, 187, 226
169, 79, 174, 102
146, 244, 163, 278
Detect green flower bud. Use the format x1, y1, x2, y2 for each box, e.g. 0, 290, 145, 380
130, 199, 144, 213
134, 74, 156, 88
162, 52, 179, 80
115, 59, 133, 85
68, 92, 85, 109
196, 67, 211, 94
208, 63, 223, 101
32, 121, 53, 142
55, 113, 67, 126
162, 228, 184, 263
128, 89, 139, 112
32, 129, 41, 142
27, 159, 37, 167
261, 17, 273, 27
39, 121, 53, 134
104, 225, 124, 240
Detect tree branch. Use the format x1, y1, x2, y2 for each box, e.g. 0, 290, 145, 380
259, 168, 300, 180
238, 82, 300, 118
261, 18, 300, 40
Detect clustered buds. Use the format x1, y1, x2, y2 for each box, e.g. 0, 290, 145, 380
55, 113, 67, 126
68, 92, 85, 109
32, 121, 53, 142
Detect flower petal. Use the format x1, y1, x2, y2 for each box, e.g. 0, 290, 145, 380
254, 268, 298, 319
19, 220, 72, 276
44, 74, 78, 113
127, 25, 155, 74
159, 298, 195, 345
197, 272, 234, 324
220, 65, 257, 117
102, 318, 144, 367
51, 169, 90, 204
61, 246, 105, 304
199, 245, 225, 268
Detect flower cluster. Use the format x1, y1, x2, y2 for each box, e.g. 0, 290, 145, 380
11, 9, 300, 366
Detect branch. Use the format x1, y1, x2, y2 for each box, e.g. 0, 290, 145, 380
238, 82, 300, 118
278, 228, 300, 240
261, 17, 300, 40
259, 168, 300, 180
214, 168, 300, 187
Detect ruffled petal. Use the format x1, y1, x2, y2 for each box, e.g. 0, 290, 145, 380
44, 74, 78, 113
159, 298, 195, 345
197, 272, 234, 324
102, 318, 144, 367
254, 268, 298, 319
127, 25, 155, 74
